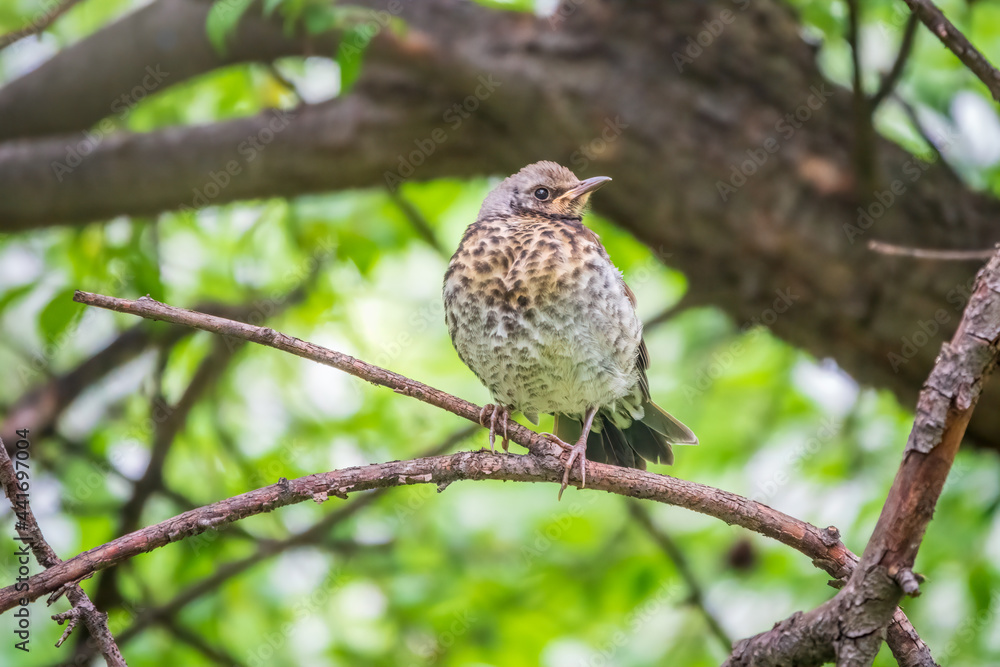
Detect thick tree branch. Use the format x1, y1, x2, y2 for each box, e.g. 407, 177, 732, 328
901, 0, 1000, 101
0, 0, 335, 140
725, 247, 1000, 666
0, 437, 126, 667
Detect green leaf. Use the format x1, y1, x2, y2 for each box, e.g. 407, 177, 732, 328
206, 0, 255, 56
38, 288, 80, 342
336, 23, 370, 93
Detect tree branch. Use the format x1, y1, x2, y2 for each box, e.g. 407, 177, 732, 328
0, 436, 126, 666
0, 0, 336, 140
0, 290, 918, 660
901, 0, 1000, 101
1, 294, 318, 448
70, 291, 555, 458
846, 0, 877, 196
870, 13, 919, 112
72, 426, 474, 663
725, 247, 1000, 666
868, 239, 995, 260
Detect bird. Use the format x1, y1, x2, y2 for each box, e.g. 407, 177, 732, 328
442, 161, 698, 498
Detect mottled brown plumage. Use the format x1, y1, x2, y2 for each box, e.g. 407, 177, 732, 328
443, 161, 697, 497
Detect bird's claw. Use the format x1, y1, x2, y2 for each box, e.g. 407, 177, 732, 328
544, 434, 587, 500
479, 404, 510, 453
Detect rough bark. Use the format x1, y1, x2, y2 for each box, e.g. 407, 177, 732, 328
1, 0, 998, 457
724, 248, 1000, 666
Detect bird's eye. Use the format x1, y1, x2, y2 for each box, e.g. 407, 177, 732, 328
534, 187, 550, 201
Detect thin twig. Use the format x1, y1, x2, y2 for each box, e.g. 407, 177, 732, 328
643, 291, 703, 332
387, 188, 446, 256
868, 239, 996, 260
846, 0, 877, 197
870, 13, 919, 112
892, 93, 962, 183
70, 291, 554, 459
159, 615, 247, 667
0, 436, 127, 666
628, 502, 732, 651
901, 0, 1000, 101
0, 0, 83, 50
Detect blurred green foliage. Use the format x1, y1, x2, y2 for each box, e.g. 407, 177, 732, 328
1, 0, 1000, 665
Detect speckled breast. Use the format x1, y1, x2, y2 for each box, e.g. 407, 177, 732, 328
443, 217, 642, 416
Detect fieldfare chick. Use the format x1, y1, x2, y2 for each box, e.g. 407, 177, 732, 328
443, 161, 697, 498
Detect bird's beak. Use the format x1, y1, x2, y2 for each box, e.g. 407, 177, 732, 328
557, 176, 612, 201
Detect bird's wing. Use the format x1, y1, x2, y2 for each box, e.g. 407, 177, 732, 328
580, 225, 652, 400
621, 268, 651, 400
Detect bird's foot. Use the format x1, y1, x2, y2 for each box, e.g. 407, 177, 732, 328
546, 435, 588, 500
478, 404, 510, 453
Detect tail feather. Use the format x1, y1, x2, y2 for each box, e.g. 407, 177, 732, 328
639, 399, 699, 445
603, 421, 638, 468
554, 399, 696, 471
622, 420, 672, 465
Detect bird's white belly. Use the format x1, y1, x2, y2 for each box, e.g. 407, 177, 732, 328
447, 280, 641, 416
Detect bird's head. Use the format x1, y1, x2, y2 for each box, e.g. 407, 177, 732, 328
478, 161, 611, 221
